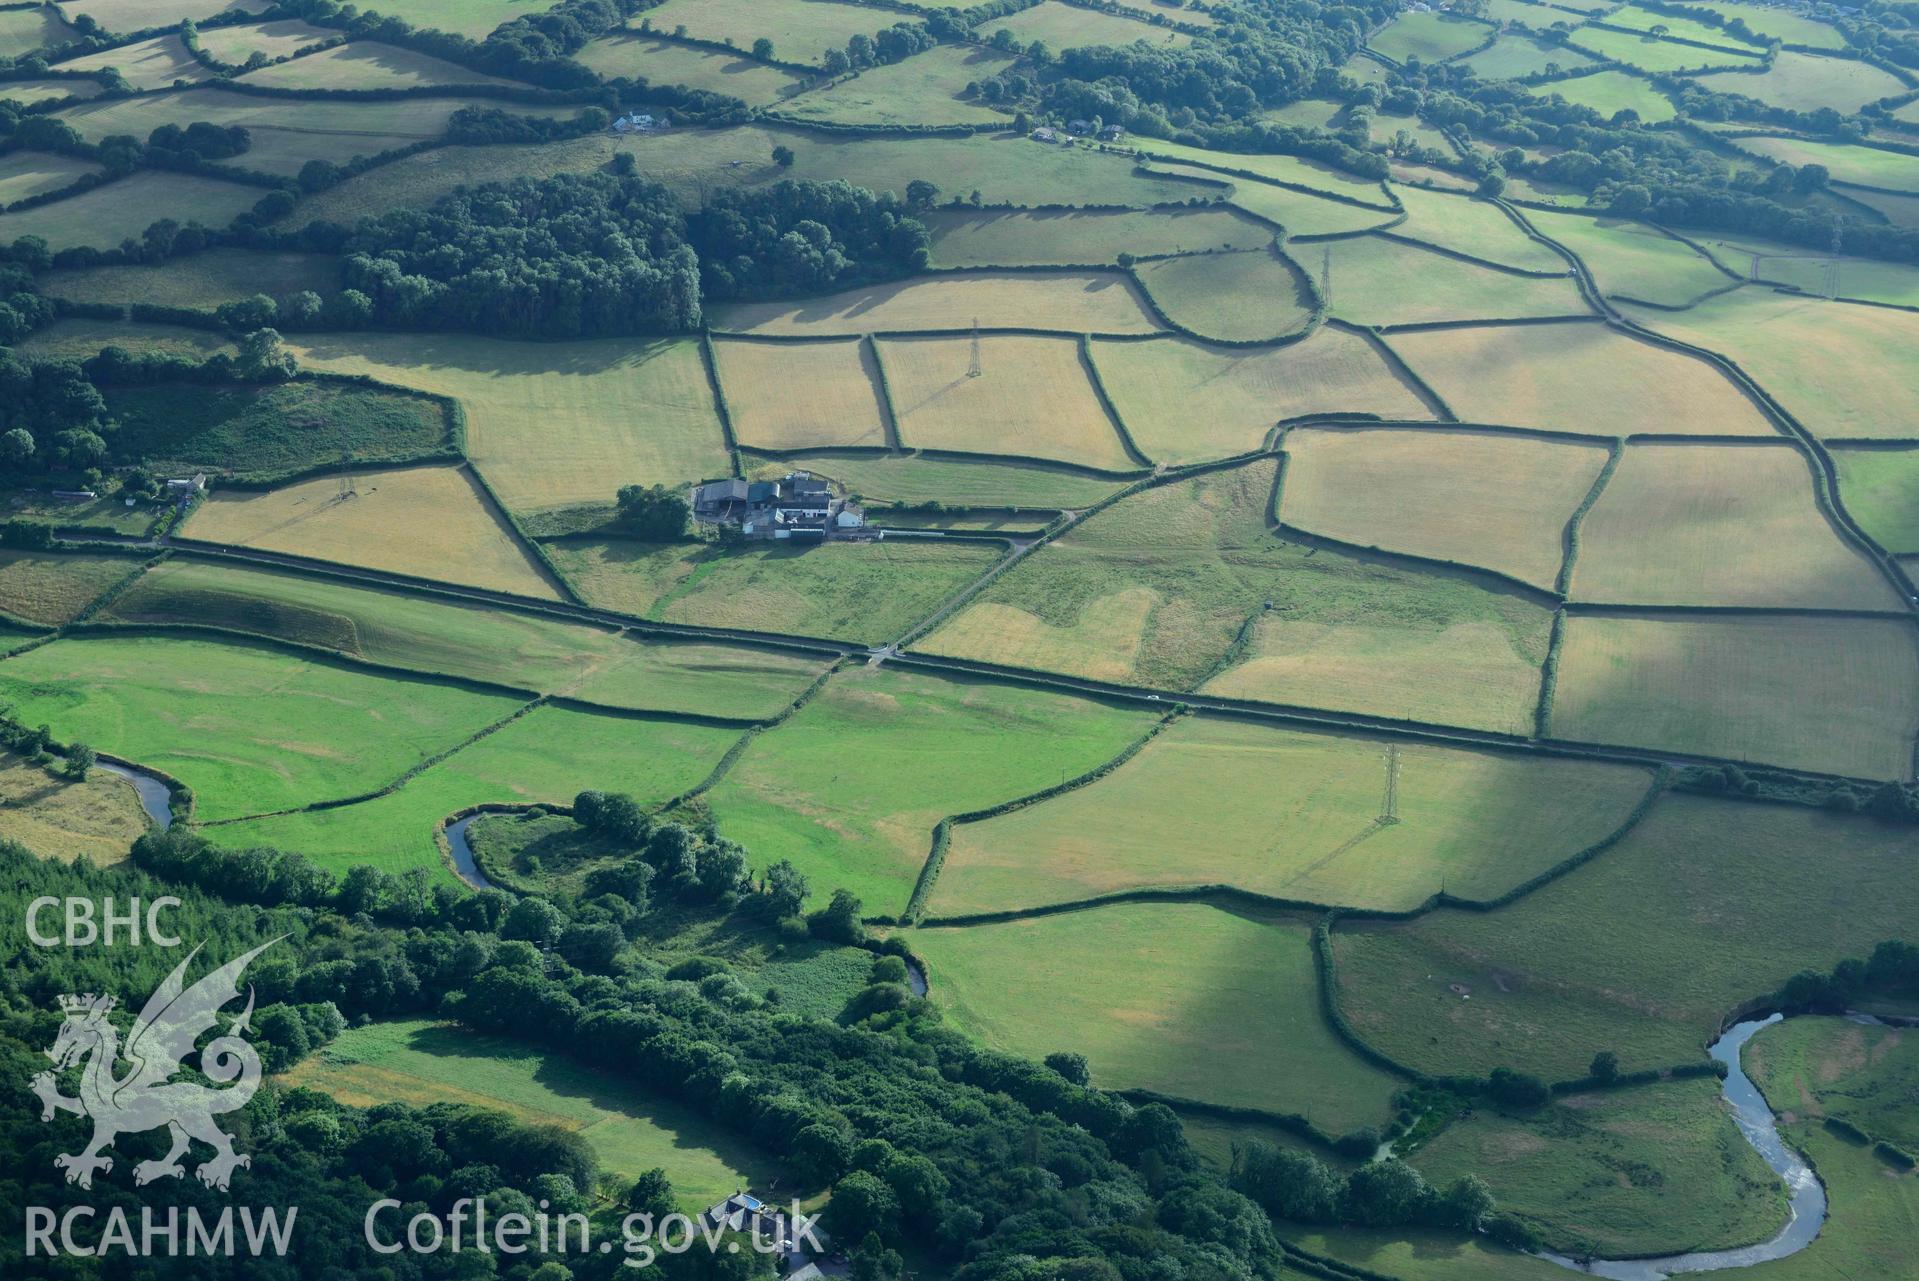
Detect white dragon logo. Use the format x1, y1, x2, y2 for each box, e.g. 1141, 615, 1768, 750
29, 938, 280, 1191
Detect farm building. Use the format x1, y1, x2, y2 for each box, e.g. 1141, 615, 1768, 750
691, 471, 865, 540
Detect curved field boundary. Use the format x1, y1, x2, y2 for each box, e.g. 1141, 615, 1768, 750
1554, 436, 1624, 596
1110, 1088, 1342, 1153
1374, 229, 1578, 279
1077, 333, 1154, 468
1269, 519, 1566, 606
1534, 607, 1568, 739
1124, 147, 1401, 213
1373, 311, 1599, 335
651, 659, 846, 812
737, 440, 1150, 481
456, 462, 580, 604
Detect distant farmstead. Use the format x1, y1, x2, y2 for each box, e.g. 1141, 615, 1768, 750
691, 471, 865, 540
612, 113, 659, 133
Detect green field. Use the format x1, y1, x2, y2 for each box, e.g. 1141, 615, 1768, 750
0, 550, 133, 626
916, 902, 1404, 1133
1411, 1077, 1787, 1257
638, 0, 896, 67
316, 0, 560, 38
0, 150, 100, 206
16, 318, 235, 361
0, 751, 149, 866
1568, 25, 1762, 72
1623, 291, 1919, 441
1370, 10, 1495, 63
776, 44, 1013, 127
286, 333, 729, 516
1731, 134, 1919, 193
105, 558, 831, 718
104, 380, 448, 479
45, 248, 337, 311
548, 537, 1003, 645
986, 0, 1191, 48
926, 207, 1268, 267
1322, 236, 1586, 326
1834, 447, 1919, 553
929, 715, 1654, 916
1390, 186, 1566, 272
1139, 160, 1399, 236
1135, 250, 1314, 342
239, 40, 523, 90
1740, 1122, 1919, 1280
1571, 442, 1901, 610
1131, 136, 1395, 202
1524, 70, 1678, 123
574, 33, 806, 104
1280, 426, 1607, 590
0, 77, 102, 106
283, 1019, 776, 1207
1458, 35, 1596, 80
1693, 0, 1846, 48
1525, 209, 1735, 305
1704, 236, 1919, 308
59, 0, 269, 34
1333, 791, 1919, 1081
1747, 1016, 1919, 1151
205, 702, 739, 875
0, 6, 75, 57
55, 34, 207, 90
1387, 320, 1779, 437
0, 169, 260, 251
1090, 331, 1433, 465
1696, 52, 1908, 113
1602, 2, 1767, 47
1281, 1228, 1563, 1281
0, 633, 526, 822
193, 18, 333, 64
706, 665, 1151, 912
1551, 613, 1919, 779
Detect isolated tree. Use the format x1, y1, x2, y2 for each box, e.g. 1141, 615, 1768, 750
62, 742, 95, 781
905, 179, 939, 209
772, 144, 795, 167
1589, 1050, 1620, 1084
752, 37, 775, 60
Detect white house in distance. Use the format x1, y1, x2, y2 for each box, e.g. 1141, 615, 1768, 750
690, 471, 865, 540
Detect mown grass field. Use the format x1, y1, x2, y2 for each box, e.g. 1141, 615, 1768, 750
1707, 236, 1919, 308
708, 665, 1153, 912
915, 902, 1403, 1133
925, 207, 1268, 267
1694, 0, 1846, 47
1731, 134, 1919, 192
283, 1019, 775, 1206
17, 318, 234, 361
1090, 331, 1433, 465
286, 333, 729, 516
986, 0, 1191, 47
1602, 2, 1765, 46
1369, 10, 1494, 63
107, 558, 830, 718
0, 77, 102, 106
1622, 292, 1919, 441
638, 0, 894, 66
0, 633, 525, 822
0, 751, 149, 866
549, 537, 1002, 645
1570, 442, 1901, 609
1322, 236, 1586, 327
1524, 70, 1678, 122
712, 270, 1160, 336
0, 169, 260, 251
1697, 52, 1909, 113
1747, 1016, 1919, 1151
1525, 208, 1735, 305
1279, 426, 1607, 590
1332, 792, 1919, 1080
925, 458, 1555, 732
777, 44, 1013, 127
1131, 136, 1394, 201
1138, 160, 1399, 237
1135, 250, 1313, 342
574, 34, 806, 105
0, 150, 100, 205
1568, 25, 1761, 72
105, 380, 448, 479
185, 465, 563, 600
192, 18, 332, 64
0, 6, 75, 57
206, 703, 738, 875
880, 334, 1136, 470
1550, 613, 1919, 778
712, 337, 889, 451
1458, 35, 1597, 80
1411, 1078, 1787, 1257
55, 34, 207, 89
746, 452, 1122, 508
239, 40, 522, 89
60, 0, 268, 33
320, 0, 559, 39
1387, 320, 1779, 437
929, 715, 1653, 916
1390, 186, 1565, 272
1834, 446, 1919, 553
0, 550, 133, 626
45, 249, 338, 310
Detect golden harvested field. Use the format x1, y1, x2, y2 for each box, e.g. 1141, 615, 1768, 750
930, 716, 1655, 916
1280, 427, 1608, 589
192, 18, 332, 64
1322, 236, 1587, 327
1386, 320, 1780, 437
59, 0, 267, 33
925, 207, 1268, 267
0, 170, 261, 252
1135, 250, 1314, 342
184, 466, 563, 600
777, 45, 1014, 127
1138, 161, 1399, 237
1621, 292, 1919, 441
45, 248, 338, 310
712, 337, 889, 451
1571, 442, 1903, 609
0, 753, 148, 866
0, 550, 134, 626
286, 333, 728, 516
1550, 614, 1919, 778
714, 271, 1159, 336
1090, 331, 1433, 465
0, 151, 101, 206
881, 335, 1134, 470
239, 40, 523, 89
574, 34, 805, 105
1390, 185, 1565, 272
54, 35, 207, 89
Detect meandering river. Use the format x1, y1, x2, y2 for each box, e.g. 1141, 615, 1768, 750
98, 760, 173, 829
